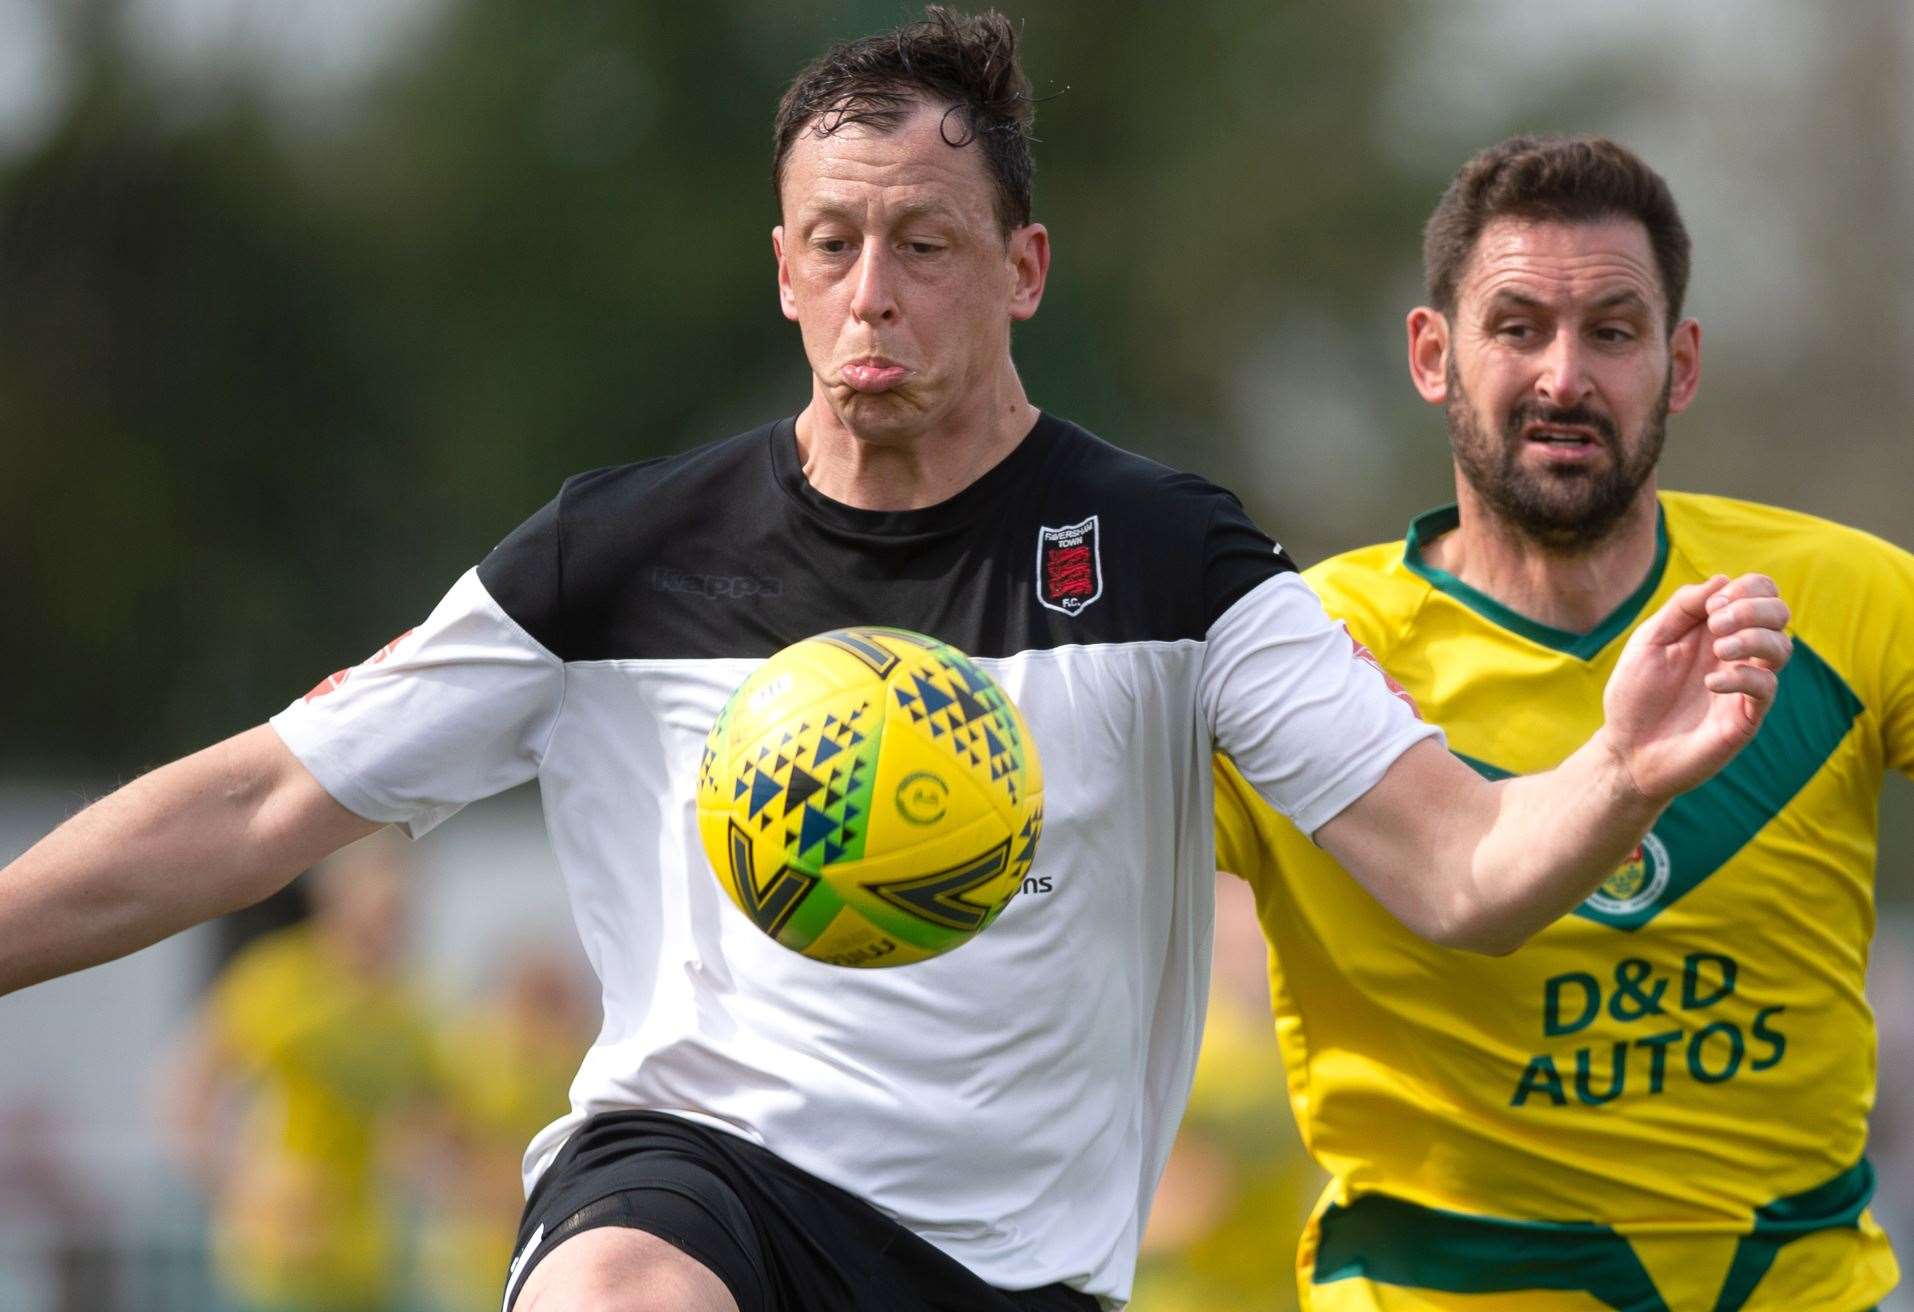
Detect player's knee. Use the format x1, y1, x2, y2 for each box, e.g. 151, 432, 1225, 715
515, 1226, 738, 1312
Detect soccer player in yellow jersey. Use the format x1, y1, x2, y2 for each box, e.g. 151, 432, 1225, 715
1217, 135, 1914, 1311
417, 944, 596, 1312
164, 833, 438, 1312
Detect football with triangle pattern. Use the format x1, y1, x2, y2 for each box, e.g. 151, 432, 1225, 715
696, 627, 1044, 968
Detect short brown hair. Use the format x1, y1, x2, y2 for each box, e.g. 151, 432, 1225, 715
1423, 135, 1692, 330
772, 7, 1035, 236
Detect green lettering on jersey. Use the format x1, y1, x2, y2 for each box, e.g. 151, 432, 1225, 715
1510, 1054, 1567, 1107
1458, 638, 1862, 931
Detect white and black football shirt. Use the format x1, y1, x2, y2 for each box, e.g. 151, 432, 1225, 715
271, 413, 1437, 1305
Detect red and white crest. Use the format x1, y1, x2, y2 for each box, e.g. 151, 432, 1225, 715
1036, 515, 1103, 616
1343, 626, 1422, 718
302, 629, 415, 702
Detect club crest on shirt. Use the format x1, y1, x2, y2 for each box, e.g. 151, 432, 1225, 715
302, 629, 414, 702
1036, 515, 1103, 616
1344, 628, 1422, 718
1585, 832, 1671, 916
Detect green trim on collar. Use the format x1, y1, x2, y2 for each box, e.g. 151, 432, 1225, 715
1402, 503, 1669, 660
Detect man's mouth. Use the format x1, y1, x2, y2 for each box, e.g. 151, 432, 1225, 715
1523, 422, 1600, 447
841, 357, 910, 393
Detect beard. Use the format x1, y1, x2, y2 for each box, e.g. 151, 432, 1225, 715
1446, 359, 1668, 553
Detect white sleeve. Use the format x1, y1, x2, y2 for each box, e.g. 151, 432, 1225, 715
1200, 572, 1441, 837
269, 569, 564, 837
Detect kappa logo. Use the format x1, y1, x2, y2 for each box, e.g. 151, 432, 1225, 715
1586, 832, 1672, 916
1036, 515, 1103, 616
651, 567, 783, 601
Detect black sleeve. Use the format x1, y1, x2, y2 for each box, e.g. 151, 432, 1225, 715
477, 485, 566, 655
1199, 485, 1299, 629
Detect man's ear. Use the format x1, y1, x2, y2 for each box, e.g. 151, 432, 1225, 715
1007, 223, 1050, 323
1666, 317, 1702, 415
1407, 306, 1451, 405
773, 226, 797, 322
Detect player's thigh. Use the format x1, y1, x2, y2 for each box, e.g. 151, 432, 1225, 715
516, 1225, 739, 1312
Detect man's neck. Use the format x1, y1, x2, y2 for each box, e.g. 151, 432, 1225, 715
1421, 476, 1662, 635
794, 373, 1038, 512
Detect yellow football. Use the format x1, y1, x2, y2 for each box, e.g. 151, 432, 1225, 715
696, 627, 1043, 967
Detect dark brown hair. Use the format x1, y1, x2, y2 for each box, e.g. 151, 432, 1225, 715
1423, 135, 1692, 330
772, 7, 1035, 235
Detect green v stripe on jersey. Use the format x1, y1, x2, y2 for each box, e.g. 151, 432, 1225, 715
1313, 1193, 1666, 1311
1711, 1158, 1875, 1311
1311, 1159, 1875, 1312
1457, 637, 1863, 931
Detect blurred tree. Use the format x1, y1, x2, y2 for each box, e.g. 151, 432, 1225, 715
3, 0, 419, 771
1, 0, 1429, 775
1, 0, 1908, 821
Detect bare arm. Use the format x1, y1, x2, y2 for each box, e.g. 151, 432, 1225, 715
0, 725, 380, 996
1316, 735, 1657, 953
1317, 573, 1790, 954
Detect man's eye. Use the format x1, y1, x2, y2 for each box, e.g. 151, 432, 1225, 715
815, 238, 852, 255
1497, 323, 1536, 342
1593, 326, 1635, 344
905, 241, 942, 256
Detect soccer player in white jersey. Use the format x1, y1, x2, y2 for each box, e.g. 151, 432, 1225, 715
1, 11, 1790, 1312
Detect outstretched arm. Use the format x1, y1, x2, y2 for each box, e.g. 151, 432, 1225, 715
1316, 573, 1788, 954
0, 725, 379, 996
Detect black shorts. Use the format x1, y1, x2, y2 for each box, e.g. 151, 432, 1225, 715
504, 1110, 1102, 1312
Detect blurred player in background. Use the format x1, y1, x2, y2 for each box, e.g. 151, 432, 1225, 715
5, 11, 1791, 1310
1133, 871, 1319, 1310
1217, 134, 1914, 1310
415, 941, 596, 1312
162, 830, 438, 1312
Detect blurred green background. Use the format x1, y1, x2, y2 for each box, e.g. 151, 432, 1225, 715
7, 0, 1907, 785
1, 1, 1910, 1308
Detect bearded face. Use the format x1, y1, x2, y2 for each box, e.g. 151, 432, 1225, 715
1421, 217, 1693, 554
1445, 354, 1669, 552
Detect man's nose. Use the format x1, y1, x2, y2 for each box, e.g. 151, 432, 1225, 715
849, 244, 898, 324
1535, 330, 1592, 408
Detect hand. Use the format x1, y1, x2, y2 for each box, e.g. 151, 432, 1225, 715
1598, 573, 1790, 803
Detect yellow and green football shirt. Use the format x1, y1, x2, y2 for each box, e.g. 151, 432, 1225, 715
208, 924, 438, 1311
1216, 492, 1914, 1311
